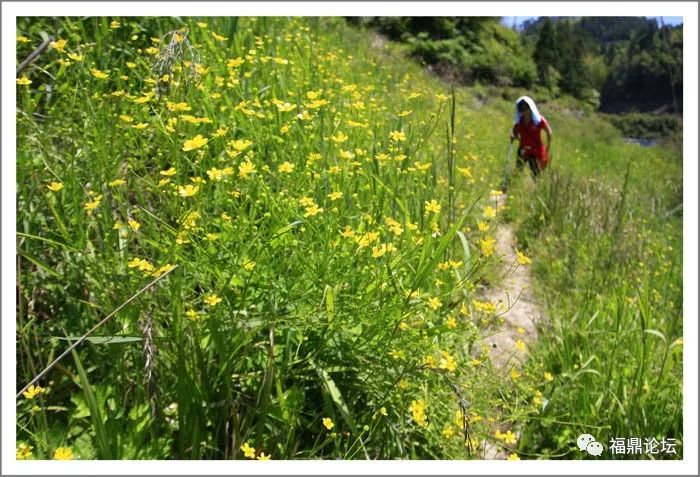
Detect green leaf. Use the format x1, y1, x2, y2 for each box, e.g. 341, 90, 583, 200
312, 361, 357, 433
58, 336, 143, 345
71, 349, 112, 459
269, 220, 303, 249
455, 230, 471, 277
643, 329, 667, 345
412, 215, 467, 290
325, 285, 335, 322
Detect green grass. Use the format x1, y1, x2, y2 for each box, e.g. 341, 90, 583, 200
15, 16, 682, 461
500, 105, 682, 457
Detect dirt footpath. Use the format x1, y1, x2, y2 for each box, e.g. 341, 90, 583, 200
476, 193, 545, 459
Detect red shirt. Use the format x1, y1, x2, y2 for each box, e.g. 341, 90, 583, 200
514, 116, 549, 152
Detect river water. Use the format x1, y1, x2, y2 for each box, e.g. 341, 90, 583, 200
622, 137, 660, 148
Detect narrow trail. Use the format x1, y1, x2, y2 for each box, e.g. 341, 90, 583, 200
474, 193, 546, 460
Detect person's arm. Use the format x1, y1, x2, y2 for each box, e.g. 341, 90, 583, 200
510, 124, 518, 143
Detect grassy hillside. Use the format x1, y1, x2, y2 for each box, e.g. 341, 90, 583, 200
15, 16, 682, 460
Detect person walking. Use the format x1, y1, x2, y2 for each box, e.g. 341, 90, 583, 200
509, 96, 552, 178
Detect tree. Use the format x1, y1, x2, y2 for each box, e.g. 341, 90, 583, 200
533, 17, 559, 89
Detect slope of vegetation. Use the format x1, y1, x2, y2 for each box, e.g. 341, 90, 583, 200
502, 112, 683, 459
15, 16, 540, 460
15, 15, 683, 461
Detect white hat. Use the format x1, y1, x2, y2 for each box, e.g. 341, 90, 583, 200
514, 96, 542, 125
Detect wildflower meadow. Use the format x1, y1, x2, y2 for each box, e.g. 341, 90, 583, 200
14, 16, 683, 462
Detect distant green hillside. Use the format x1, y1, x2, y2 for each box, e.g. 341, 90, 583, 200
354, 16, 682, 118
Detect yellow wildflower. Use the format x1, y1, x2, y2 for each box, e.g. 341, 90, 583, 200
49, 39, 67, 52
23, 384, 45, 400
507, 453, 520, 461
354, 231, 380, 249
480, 237, 496, 257
178, 185, 199, 197
299, 197, 315, 207
371, 243, 388, 258
409, 399, 427, 427
257, 452, 271, 460
239, 160, 257, 179
182, 134, 208, 152
133, 92, 154, 104
483, 206, 496, 219
47, 182, 64, 192
151, 264, 175, 277
502, 430, 517, 445
322, 417, 334, 430
213, 127, 228, 138
84, 194, 103, 212
230, 139, 252, 151
90, 68, 108, 80
106, 179, 126, 187
206, 167, 225, 182
16, 76, 32, 86
515, 339, 526, 352
204, 294, 222, 307
227, 57, 244, 68
427, 297, 441, 310
457, 166, 472, 178
516, 249, 531, 265
544, 372, 554, 382
240, 442, 255, 459
278, 161, 294, 173
389, 130, 406, 142
304, 204, 323, 217
166, 101, 191, 112
446, 316, 457, 329
16, 442, 33, 460
438, 351, 457, 372
331, 131, 348, 143
185, 309, 200, 321
425, 200, 441, 214
53, 447, 73, 460
275, 102, 296, 112
307, 99, 329, 109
